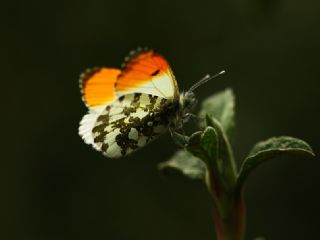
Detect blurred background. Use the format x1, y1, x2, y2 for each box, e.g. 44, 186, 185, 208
2, 0, 320, 239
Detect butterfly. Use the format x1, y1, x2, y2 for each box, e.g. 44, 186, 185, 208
79, 48, 224, 158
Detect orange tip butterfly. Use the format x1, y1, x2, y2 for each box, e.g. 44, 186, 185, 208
79, 47, 225, 158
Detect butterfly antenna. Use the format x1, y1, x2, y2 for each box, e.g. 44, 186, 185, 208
188, 70, 226, 92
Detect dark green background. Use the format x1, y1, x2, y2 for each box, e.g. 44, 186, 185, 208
2, 0, 320, 239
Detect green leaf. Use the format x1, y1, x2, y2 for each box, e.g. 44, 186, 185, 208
236, 136, 315, 191
248, 136, 314, 156
186, 128, 219, 167
186, 131, 205, 160
205, 115, 237, 189
199, 88, 235, 140
158, 150, 207, 179
201, 127, 219, 162
159, 127, 219, 182
184, 127, 223, 192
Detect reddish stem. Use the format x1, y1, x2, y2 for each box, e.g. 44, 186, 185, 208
213, 192, 246, 240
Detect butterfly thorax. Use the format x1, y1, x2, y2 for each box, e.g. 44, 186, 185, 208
167, 91, 197, 130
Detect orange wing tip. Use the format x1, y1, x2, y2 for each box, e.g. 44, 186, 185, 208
116, 49, 171, 89
80, 67, 121, 108
121, 46, 151, 68
118, 49, 170, 79
79, 67, 101, 91
79, 67, 102, 104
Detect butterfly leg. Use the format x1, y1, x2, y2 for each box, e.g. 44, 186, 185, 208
169, 125, 189, 148
182, 113, 203, 124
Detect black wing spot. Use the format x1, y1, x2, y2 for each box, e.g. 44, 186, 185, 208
118, 95, 125, 102
151, 69, 160, 76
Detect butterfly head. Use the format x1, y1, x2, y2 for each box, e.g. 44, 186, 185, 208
173, 71, 226, 129
181, 70, 226, 112
180, 90, 197, 113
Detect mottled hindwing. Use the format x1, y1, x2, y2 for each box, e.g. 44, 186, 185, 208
86, 93, 178, 158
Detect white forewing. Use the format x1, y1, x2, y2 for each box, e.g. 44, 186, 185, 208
116, 70, 177, 99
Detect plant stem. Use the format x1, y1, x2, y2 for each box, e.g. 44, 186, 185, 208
213, 191, 246, 240
206, 172, 246, 240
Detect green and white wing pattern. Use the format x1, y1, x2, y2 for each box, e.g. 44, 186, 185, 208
79, 93, 177, 158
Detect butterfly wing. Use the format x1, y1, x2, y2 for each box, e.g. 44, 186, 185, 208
79, 67, 121, 109
79, 49, 180, 158
116, 48, 179, 100
79, 67, 121, 146
79, 93, 175, 158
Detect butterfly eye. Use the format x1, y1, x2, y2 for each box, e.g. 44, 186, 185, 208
185, 98, 191, 107
183, 92, 197, 110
